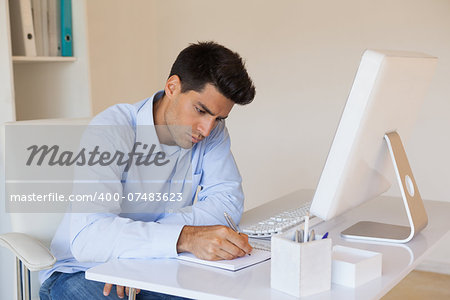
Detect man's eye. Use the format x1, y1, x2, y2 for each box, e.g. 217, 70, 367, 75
195, 107, 205, 114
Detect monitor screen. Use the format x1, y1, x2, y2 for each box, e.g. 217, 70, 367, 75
310, 49, 437, 223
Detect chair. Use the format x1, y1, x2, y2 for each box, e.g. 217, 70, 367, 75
0, 215, 62, 300
0, 118, 90, 300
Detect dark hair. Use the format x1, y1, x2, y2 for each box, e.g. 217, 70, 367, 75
169, 41, 256, 105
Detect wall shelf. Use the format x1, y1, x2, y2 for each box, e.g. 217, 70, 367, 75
12, 56, 76, 64
1, 0, 91, 122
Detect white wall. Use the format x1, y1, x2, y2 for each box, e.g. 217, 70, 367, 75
86, 0, 159, 114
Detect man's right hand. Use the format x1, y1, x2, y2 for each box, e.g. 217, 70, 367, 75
176, 225, 252, 261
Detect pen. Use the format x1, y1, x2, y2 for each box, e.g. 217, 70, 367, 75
304, 213, 309, 242
224, 212, 240, 233
224, 212, 251, 256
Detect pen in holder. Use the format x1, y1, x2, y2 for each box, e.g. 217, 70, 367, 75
271, 231, 332, 297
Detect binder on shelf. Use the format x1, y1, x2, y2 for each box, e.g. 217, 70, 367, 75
9, 0, 37, 56
31, 0, 50, 56
60, 0, 73, 56
48, 0, 62, 56
41, 0, 49, 56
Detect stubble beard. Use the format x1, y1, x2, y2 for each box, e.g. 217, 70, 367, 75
164, 109, 193, 149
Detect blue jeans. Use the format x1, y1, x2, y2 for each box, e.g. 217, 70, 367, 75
39, 272, 191, 300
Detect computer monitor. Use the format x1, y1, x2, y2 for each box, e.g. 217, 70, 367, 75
309, 49, 437, 243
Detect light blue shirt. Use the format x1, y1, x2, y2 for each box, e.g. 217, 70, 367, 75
40, 91, 244, 283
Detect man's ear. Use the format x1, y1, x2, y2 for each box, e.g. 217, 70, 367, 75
164, 75, 182, 99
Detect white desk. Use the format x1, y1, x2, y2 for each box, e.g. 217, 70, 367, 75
86, 190, 450, 299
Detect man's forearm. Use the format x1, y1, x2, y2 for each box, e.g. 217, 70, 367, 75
70, 214, 183, 262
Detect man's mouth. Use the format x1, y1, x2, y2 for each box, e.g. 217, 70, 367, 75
188, 132, 202, 143
191, 135, 200, 143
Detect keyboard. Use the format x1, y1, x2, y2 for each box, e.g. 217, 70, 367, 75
241, 200, 312, 238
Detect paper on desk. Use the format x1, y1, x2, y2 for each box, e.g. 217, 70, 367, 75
177, 249, 271, 271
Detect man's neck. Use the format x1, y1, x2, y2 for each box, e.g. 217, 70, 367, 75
153, 94, 175, 145
153, 93, 167, 126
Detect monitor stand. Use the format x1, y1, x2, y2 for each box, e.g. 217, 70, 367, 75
341, 131, 428, 243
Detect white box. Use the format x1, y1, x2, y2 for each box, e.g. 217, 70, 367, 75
271, 232, 332, 297
331, 245, 382, 288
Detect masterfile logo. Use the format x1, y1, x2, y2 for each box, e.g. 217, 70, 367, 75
5, 124, 194, 213
26, 142, 170, 170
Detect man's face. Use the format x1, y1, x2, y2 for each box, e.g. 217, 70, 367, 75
164, 82, 234, 149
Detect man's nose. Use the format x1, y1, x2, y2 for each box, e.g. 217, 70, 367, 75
197, 117, 216, 137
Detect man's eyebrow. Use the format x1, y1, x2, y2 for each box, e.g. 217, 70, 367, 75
197, 102, 228, 119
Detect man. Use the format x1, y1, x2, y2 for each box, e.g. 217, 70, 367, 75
39, 41, 256, 299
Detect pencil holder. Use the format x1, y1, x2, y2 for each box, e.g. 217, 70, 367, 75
271, 232, 332, 297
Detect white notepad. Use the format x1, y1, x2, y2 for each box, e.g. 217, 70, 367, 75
177, 249, 271, 271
